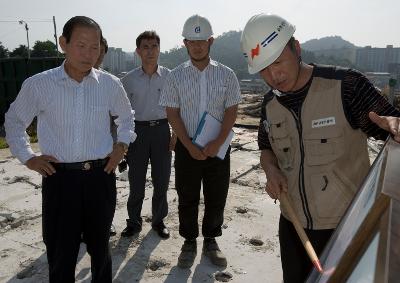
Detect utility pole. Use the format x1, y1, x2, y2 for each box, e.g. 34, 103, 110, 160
53, 16, 59, 57
18, 20, 30, 58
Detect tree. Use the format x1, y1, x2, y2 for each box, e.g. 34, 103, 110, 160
31, 40, 60, 57
0, 42, 9, 58
159, 46, 187, 70
10, 44, 29, 58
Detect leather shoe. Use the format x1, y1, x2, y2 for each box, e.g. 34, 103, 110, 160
153, 223, 170, 239
121, 225, 141, 237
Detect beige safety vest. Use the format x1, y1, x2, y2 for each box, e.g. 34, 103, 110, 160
266, 75, 370, 229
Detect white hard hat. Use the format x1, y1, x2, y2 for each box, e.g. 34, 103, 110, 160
240, 14, 295, 74
182, 14, 213, 40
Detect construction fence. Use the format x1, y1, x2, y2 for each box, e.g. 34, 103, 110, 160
0, 57, 63, 126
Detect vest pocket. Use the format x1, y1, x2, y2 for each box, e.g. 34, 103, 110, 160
269, 117, 294, 170
274, 137, 294, 170
304, 128, 345, 166
309, 172, 352, 221
269, 117, 288, 139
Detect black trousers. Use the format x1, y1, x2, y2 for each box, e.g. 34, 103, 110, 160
126, 123, 171, 228
279, 215, 334, 283
42, 167, 116, 283
174, 139, 230, 240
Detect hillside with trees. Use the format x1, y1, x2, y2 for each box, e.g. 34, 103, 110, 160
301, 36, 358, 69
159, 31, 359, 79
301, 35, 357, 51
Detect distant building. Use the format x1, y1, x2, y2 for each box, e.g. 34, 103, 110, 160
102, 47, 125, 74
124, 52, 141, 72
356, 45, 400, 72
102, 49, 147, 76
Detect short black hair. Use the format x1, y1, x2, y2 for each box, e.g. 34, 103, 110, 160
287, 37, 296, 52
62, 16, 102, 43
287, 37, 302, 62
136, 31, 160, 48
101, 37, 108, 54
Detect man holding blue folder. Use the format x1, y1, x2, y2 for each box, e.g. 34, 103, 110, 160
160, 14, 241, 268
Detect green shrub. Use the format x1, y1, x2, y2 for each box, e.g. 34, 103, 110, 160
0, 137, 8, 149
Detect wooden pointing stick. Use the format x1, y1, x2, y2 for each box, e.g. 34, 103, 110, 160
279, 191, 324, 273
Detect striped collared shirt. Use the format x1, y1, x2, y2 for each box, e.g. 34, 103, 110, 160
5, 62, 136, 163
121, 65, 170, 121
159, 59, 241, 137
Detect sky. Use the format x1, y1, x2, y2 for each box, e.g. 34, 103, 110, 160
1, 0, 399, 53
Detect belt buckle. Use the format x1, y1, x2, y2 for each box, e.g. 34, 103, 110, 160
149, 120, 158, 127
83, 162, 91, 170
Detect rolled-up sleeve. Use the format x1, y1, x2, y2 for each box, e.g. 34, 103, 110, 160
224, 70, 242, 108
4, 78, 39, 164
110, 80, 136, 144
159, 73, 180, 108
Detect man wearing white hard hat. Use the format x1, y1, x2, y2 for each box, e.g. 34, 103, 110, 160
160, 14, 241, 268
241, 13, 400, 282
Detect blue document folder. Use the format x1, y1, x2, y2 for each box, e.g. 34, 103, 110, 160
193, 112, 234, 159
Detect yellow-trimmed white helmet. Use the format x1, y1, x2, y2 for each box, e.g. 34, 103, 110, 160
182, 14, 213, 41
241, 14, 295, 74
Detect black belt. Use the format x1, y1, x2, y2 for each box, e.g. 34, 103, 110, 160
135, 119, 168, 127
52, 158, 108, 171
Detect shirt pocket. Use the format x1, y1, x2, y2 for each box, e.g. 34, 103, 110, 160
209, 85, 227, 109
303, 127, 345, 166
178, 83, 198, 109
269, 116, 294, 170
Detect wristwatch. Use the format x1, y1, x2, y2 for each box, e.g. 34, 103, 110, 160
115, 142, 129, 154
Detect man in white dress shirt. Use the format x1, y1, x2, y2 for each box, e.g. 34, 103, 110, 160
5, 16, 135, 282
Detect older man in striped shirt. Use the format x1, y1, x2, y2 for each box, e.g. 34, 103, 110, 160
5, 16, 135, 282
160, 15, 241, 269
